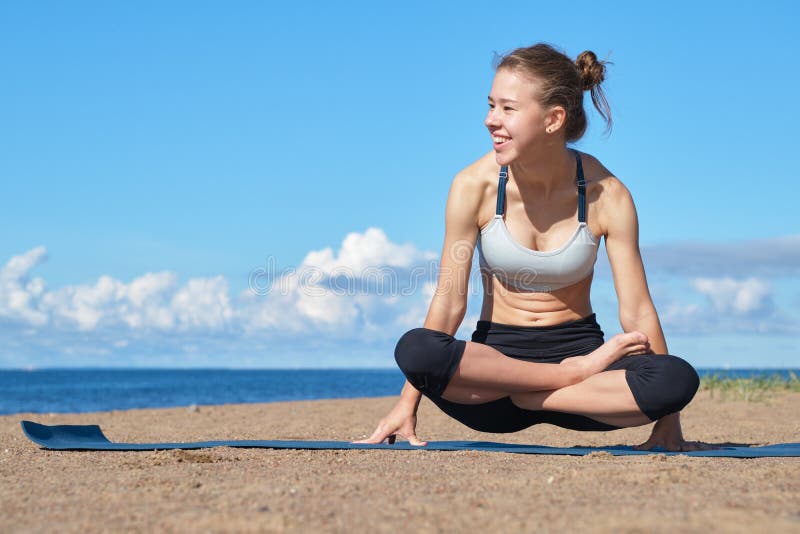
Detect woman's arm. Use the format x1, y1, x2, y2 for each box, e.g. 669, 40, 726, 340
424, 169, 482, 332
603, 176, 704, 451
355, 166, 483, 444
398, 168, 483, 404
603, 178, 666, 349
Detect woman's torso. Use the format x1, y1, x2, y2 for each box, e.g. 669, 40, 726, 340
472, 150, 610, 327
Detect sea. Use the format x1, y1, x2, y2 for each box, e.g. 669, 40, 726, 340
1, 368, 797, 415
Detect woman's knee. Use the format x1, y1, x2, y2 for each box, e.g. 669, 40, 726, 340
394, 328, 466, 397
629, 354, 700, 421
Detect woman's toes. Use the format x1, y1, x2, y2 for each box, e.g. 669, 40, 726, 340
610, 332, 648, 352
611, 332, 642, 349
623, 331, 648, 345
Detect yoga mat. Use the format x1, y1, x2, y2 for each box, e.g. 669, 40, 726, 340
20, 421, 800, 458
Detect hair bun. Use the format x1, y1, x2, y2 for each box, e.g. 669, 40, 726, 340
575, 51, 607, 90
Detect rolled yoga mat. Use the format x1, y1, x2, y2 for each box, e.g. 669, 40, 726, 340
20, 421, 800, 457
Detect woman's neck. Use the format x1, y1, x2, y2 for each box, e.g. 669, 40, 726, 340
508, 146, 575, 200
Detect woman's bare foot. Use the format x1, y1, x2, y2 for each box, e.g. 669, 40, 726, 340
560, 331, 650, 380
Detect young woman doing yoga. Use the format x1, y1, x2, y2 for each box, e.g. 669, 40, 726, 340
357, 43, 706, 452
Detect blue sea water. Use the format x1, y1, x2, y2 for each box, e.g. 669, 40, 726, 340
0, 368, 797, 415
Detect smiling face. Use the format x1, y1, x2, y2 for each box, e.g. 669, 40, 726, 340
485, 68, 559, 165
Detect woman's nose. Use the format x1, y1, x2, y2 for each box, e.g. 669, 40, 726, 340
485, 109, 500, 128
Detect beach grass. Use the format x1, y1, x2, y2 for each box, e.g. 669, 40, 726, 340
700, 371, 800, 402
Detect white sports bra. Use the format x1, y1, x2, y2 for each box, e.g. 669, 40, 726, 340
477, 149, 600, 292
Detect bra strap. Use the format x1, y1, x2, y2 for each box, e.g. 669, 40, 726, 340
496, 166, 508, 215
497, 156, 584, 220
572, 150, 587, 223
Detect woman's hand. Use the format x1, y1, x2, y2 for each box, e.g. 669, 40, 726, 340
352, 400, 428, 446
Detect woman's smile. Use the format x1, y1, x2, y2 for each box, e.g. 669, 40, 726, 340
492, 134, 511, 148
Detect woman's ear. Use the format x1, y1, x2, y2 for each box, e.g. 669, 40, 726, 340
545, 106, 567, 133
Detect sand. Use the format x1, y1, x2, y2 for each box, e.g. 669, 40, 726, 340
2, 390, 799, 533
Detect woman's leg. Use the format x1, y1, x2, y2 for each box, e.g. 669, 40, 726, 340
395, 328, 699, 430
442, 341, 652, 427
395, 327, 646, 403
508, 370, 649, 427
509, 354, 700, 427
439, 331, 648, 394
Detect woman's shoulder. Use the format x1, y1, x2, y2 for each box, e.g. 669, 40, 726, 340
452, 151, 499, 188
578, 151, 630, 200
446, 152, 499, 227
447, 152, 498, 204
578, 151, 636, 234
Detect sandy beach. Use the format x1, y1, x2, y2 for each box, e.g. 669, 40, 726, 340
2, 390, 799, 533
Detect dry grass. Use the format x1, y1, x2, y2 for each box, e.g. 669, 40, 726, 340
700, 371, 800, 402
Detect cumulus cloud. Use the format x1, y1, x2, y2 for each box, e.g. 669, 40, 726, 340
0, 246, 49, 326
300, 227, 436, 274
119, 272, 179, 329
41, 275, 125, 331
0, 249, 234, 334
240, 229, 439, 339
0, 228, 439, 356
171, 276, 234, 331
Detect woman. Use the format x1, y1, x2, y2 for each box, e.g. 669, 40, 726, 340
357, 43, 705, 451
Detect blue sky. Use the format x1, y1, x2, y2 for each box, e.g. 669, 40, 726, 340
1, 1, 798, 368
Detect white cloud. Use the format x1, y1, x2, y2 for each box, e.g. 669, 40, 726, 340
125, 272, 177, 307
691, 277, 772, 315
240, 228, 440, 337
41, 275, 123, 331
0, 249, 236, 334
171, 276, 234, 331
0, 246, 49, 326
36, 272, 238, 333
116, 272, 178, 330
295, 284, 361, 327
0, 228, 440, 357
300, 227, 436, 274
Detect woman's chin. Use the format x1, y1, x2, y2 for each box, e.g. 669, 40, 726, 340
494, 151, 515, 166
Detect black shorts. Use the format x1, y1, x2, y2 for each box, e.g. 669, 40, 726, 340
394, 313, 699, 433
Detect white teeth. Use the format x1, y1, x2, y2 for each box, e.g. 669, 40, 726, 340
493, 136, 510, 143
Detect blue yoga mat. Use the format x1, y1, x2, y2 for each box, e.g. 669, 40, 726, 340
20, 421, 800, 457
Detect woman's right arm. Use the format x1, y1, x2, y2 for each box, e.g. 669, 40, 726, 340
354, 168, 483, 445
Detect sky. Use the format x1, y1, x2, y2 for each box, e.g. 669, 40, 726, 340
1, 1, 798, 368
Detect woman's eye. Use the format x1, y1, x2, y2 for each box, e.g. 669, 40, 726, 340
504, 107, 515, 111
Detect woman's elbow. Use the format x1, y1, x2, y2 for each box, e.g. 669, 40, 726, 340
424, 297, 467, 333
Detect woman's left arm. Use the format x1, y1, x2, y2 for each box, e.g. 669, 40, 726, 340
603, 177, 706, 452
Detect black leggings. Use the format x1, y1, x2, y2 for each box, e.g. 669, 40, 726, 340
394, 314, 699, 433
